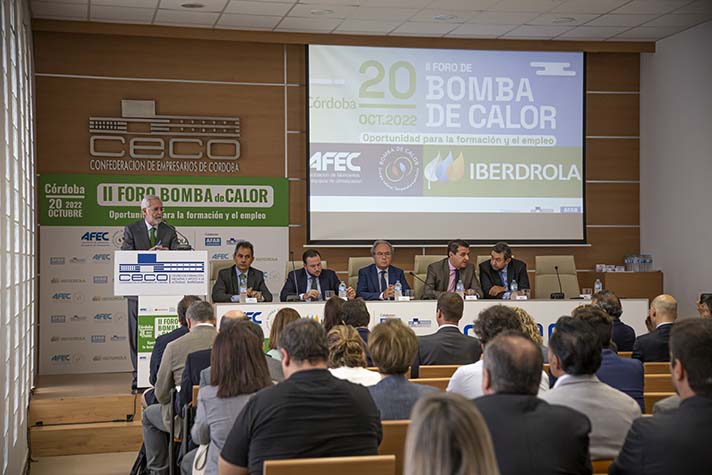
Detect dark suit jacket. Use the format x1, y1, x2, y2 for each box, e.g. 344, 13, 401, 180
610, 396, 712, 475
478, 258, 530, 299
149, 325, 189, 386
178, 348, 212, 410
612, 319, 636, 352
632, 323, 673, 362
474, 394, 592, 475
356, 264, 410, 300
279, 267, 341, 302
598, 348, 645, 412
423, 258, 482, 300
410, 326, 481, 378
121, 220, 179, 251
211, 265, 273, 302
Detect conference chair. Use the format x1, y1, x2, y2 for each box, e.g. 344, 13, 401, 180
409, 377, 449, 391
535, 256, 580, 299
476, 255, 489, 279
418, 365, 460, 378
644, 392, 675, 414
413, 255, 445, 300
209, 259, 233, 302
592, 459, 613, 475
347, 257, 373, 290
618, 351, 633, 358
644, 374, 674, 392
264, 455, 396, 475
285, 260, 328, 277
644, 362, 671, 374
379, 420, 409, 475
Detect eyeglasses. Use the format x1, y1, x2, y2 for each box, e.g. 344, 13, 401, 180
375, 252, 391, 257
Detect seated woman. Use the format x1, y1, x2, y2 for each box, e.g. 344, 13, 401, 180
187, 321, 272, 475
266, 307, 300, 361
513, 306, 548, 363
367, 319, 438, 420
404, 393, 498, 475
322, 295, 345, 333
327, 325, 381, 387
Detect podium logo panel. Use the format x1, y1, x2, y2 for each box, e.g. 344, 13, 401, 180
114, 250, 208, 296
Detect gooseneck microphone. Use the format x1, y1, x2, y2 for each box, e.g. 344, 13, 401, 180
162, 221, 192, 250
550, 265, 565, 300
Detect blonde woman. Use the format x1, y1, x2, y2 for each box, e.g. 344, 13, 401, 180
512, 306, 548, 363
405, 393, 499, 475
266, 307, 300, 360
327, 325, 381, 386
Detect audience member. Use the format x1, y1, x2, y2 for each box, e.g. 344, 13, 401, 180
572, 305, 644, 411
327, 325, 381, 386
341, 298, 371, 346
280, 249, 355, 301
512, 306, 547, 362
367, 319, 438, 420
448, 305, 549, 398
411, 292, 481, 378
478, 241, 530, 299
610, 318, 712, 474
181, 322, 272, 475
592, 290, 635, 351
218, 319, 381, 475
474, 332, 592, 475
404, 393, 499, 475
356, 240, 410, 300
143, 301, 217, 475
266, 307, 300, 360
541, 316, 640, 460
423, 239, 483, 300
211, 241, 272, 302
322, 295, 345, 333
696, 293, 712, 319
632, 294, 677, 362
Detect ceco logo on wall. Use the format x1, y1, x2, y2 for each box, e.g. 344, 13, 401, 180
89, 99, 241, 173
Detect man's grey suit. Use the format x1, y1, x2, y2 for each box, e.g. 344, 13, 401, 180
121, 220, 179, 386
423, 258, 482, 300
211, 265, 272, 302
540, 374, 641, 460
410, 325, 481, 378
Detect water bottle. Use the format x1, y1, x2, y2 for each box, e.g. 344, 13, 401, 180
239, 274, 248, 303
338, 281, 347, 299
594, 278, 603, 294
509, 280, 518, 300
456, 279, 465, 298
394, 280, 403, 299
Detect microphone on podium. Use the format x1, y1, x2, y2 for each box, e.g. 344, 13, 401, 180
550, 265, 565, 300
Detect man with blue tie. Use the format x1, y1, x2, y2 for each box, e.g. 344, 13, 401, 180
280, 249, 356, 302
357, 240, 410, 300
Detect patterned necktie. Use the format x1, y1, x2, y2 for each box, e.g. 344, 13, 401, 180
149, 227, 156, 247
310, 275, 318, 291
238, 273, 247, 291
379, 270, 388, 293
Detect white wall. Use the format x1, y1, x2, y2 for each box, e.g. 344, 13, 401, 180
640, 20, 712, 318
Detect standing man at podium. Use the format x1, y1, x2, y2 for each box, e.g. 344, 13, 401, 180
122, 195, 179, 392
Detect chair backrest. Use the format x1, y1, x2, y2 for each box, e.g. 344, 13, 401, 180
379, 420, 409, 475
618, 351, 633, 358
645, 374, 674, 392
348, 257, 373, 290
644, 362, 671, 374
209, 259, 233, 302
409, 377, 449, 391
413, 255, 445, 299
264, 455, 396, 475
418, 365, 460, 378
592, 459, 613, 475
191, 385, 199, 408
535, 256, 580, 299
475, 255, 489, 278
285, 260, 328, 277
644, 392, 675, 414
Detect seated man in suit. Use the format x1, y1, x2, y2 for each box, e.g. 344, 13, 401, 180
478, 241, 530, 299
410, 292, 481, 378
356, 240, 409, 300
573, 305, 644, 411
542, 316, 640, 460
592, 289, 636, 351
632, 294, 677, 362
474, 332, 592, 475
423, 239, 482, 300
212, 241, 272, 302
610, 318, 712, 474
280, 249, 355, 302
142, 301, 218, 475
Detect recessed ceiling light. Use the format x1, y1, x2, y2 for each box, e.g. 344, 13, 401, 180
181, 2, 205, 8
432, 14, 459, 21
552, 16, 576, 24
310, 9, 335, 16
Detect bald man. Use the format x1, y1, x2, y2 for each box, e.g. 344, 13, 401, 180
632, 294, 677, 362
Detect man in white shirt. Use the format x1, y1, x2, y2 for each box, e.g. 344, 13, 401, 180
447, 305, 549, 399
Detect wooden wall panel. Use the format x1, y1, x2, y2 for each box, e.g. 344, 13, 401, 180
34, 31, 285, 83
586, 53, 640, 91
289, 180, 307, 225
287, 86, 306, 131
586, 94, 640, 137
586, 138, 639, 181
286, 44, 306, 84
287, 134, 306, 179
586, 183, 640, 225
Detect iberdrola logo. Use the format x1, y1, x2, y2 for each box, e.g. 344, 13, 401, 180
423, 151, 465, 189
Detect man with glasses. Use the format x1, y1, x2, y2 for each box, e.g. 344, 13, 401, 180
357, 240, 410, 300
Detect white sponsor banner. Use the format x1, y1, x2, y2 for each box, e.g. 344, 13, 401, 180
113, 250, 209, 296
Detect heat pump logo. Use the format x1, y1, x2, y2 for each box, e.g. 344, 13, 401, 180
89, 100, 240, 161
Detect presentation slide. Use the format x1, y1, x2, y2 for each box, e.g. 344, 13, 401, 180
308, 45, 584, 244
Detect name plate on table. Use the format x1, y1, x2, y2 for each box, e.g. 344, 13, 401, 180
465, 295, 478, 301
397, 296, 411, 302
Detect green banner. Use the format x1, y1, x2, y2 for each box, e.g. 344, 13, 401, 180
138, 315, 180, 353
40, 173, 289, 226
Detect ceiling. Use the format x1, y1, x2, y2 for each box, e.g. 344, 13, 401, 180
30, 0, 712, 42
